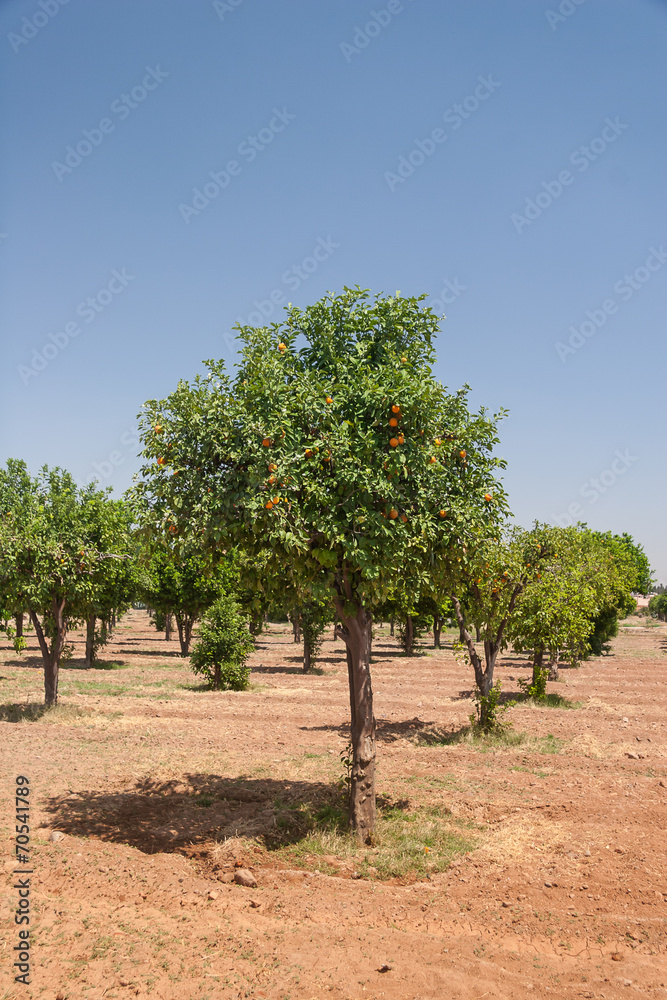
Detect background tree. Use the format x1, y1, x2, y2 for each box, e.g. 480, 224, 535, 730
190, 593, 255, 690
140, 544, 232, 657
449, 525, 552, 730
0, 461, 132, 705
132, 288, 508, 841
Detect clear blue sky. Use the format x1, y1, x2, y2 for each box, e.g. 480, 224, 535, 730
1, 0, 665, 584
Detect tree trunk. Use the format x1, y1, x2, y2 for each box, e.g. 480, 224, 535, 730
475, 624, 481, 642
532, 647, 544, 686
29, 600, 67, 707
213, 662, 221, 689
548, 651, 560, 681
390, 617, 395, 637
110, 609, 116, 631
175, 615, 193, 657
433, 617, 442, 649
100, 619, 108, 644
85, 616, 96, 668
292, 615, 301, 644
333, 617, 338, 641
303, 630, 311, 673
15, 613, 24, 638
335, 603, 375, 844
404, 614, 414, 655
165, 614, 172, 641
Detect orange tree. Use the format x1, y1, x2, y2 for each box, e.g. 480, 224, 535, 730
131, 288, 508, 841
449, 525, 553, 730
0, 460, 134, 705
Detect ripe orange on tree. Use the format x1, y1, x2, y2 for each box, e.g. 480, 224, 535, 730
429, 456, 437, 464
390, 437, 399, 448
326, 396, 333, 404
459, 450, 467, 459
389, 417, 398, 427
400, 513, 407, 523
157, 456, 166, 465
397, 434, 405, 444
305, 448, 313, 457
278, 342, 287, 352
389, 509, 398, 519
391, 404, 401, 414
438, 509, 447, 518
484, 493, 493, 502
262, 437, 271, 447
265, 501, 273, 509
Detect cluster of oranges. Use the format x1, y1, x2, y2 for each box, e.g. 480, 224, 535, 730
388, 404, 405, 448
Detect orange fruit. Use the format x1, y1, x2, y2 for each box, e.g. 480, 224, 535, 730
305, 448, 313, 457
154, 424, 163, 433
278, 342, 286, 351
438, 510, 447, 518
389, 509, 398, 519
157, 457, 165, 465
265, 501, 273, 509
484, 493, 493, 502
267, 476, 276, 484
173, 470, 178, 476
326, 396, 333, 404
434, 438, 441, 446
169, 525, 177, 534
459, 450, 466, 459
389, 417, 398, 427
391, 404, 400, 414
390, 438, 399, 448
400, 513, 407, 523
429, 456, 437, 464
401, 356, 407, 363
397, 435, 405, 444
269, 463, 277, 471
262, 438, 271, 447
272, 496, 279, 504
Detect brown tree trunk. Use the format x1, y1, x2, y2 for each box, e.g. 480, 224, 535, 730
85, 616, 96, 668
100, 619, 108, 644
335, 603, 375, 844
404, 614, 414, 655
475, 624, 481, 642
175, 615, 193, 656
292, 614, 301, 644
15, 613, 24, 638
213, 662, 221, 689
303, 630, 311, 673
110, 609, 116, 631
532, 647, 544, 686
165, 614, 172, 641
433, 617, 442, 649
29, 600, 67, 707
389, 617, 395, 637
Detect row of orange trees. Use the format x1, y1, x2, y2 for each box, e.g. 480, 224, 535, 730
0, 288, 652, 843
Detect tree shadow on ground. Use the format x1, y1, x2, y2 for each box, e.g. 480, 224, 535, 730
300, 716, 437, 744
42, 773, 350, 855
60, 660, 129, 672
251, 663, 327, 676
1, 657, 43, 669
0, 702, 48, 722
113, 648, 185, 658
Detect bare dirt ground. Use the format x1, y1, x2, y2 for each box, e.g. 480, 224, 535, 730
1, 611, 667, 1000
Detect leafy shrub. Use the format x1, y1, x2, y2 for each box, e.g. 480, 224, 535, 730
190, 595, 255, 690
300, 600, 333, 671
649, 594, 667, 621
